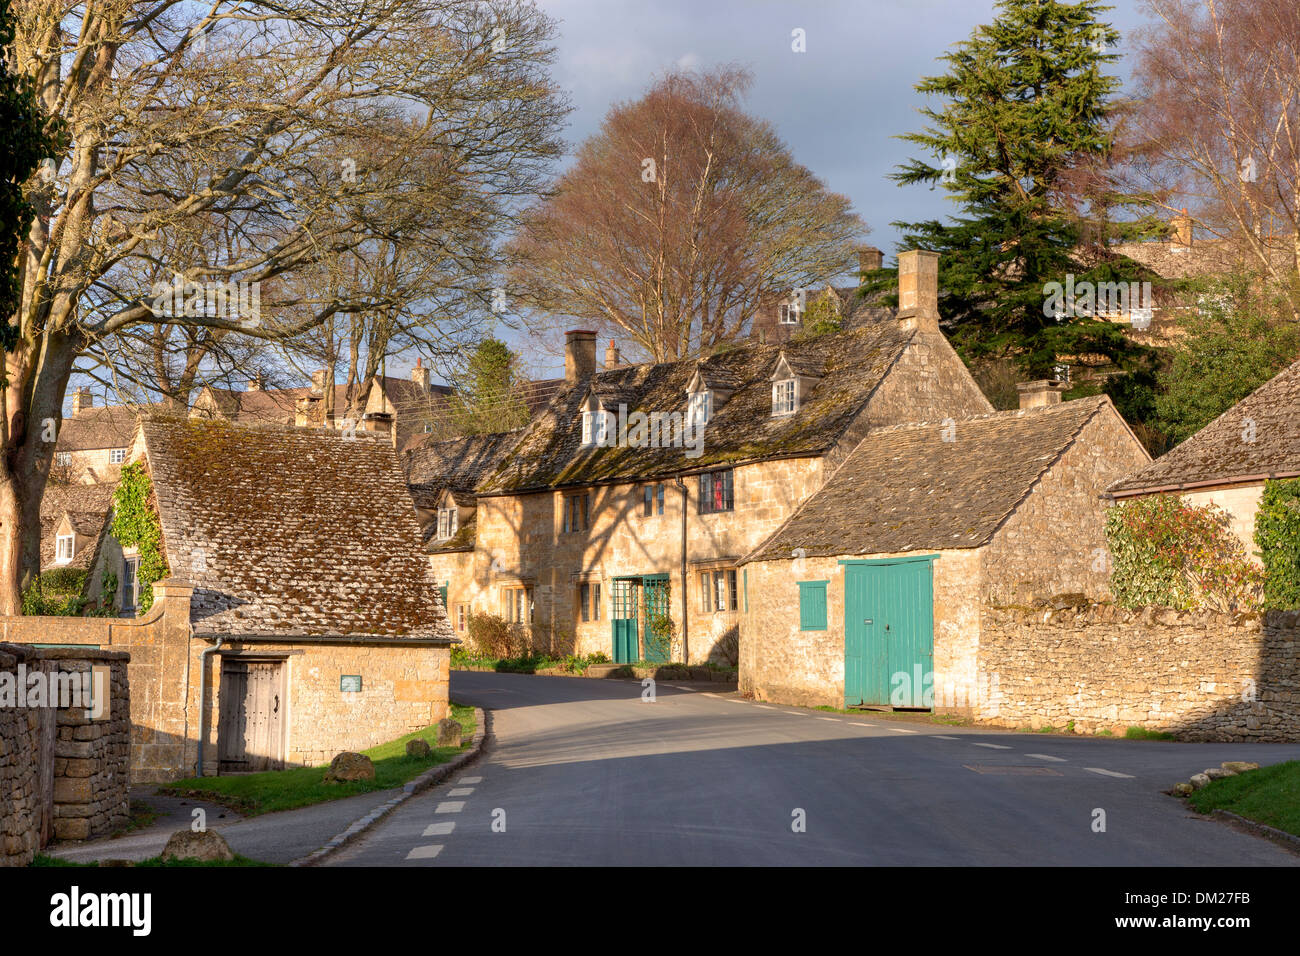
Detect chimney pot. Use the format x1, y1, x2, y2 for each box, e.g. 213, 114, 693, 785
411, 360, 430, 391
565, 330, 598, 383
310, 369, 328, 394
897, 250, 941, 334
604, 339, 621, 370
1017, 379, 1068, 409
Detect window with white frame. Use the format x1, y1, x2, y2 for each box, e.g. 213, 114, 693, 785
504, 586, 534, 624
581, 409, 614, 446
55, 452, 71, 467
56, 534, 74, 563
699, 569, 738, 613
772, 378, 797, 416
455, 603, 468, 633
437, 507, 458, 540
110, 448, 127, 464
562, 493, 590, 533
778, 303, 800, 325
688, 390, 712, 428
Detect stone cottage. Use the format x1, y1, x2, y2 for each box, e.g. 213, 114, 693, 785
740, 392, 1151, 710
1105, 356, 1300, 552
6, 416, 454, 781
52, 388, 166, 484
425, 250, 996, 665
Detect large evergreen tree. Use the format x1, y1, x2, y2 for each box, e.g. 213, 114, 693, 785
875, 0, 1163, 377
446, 338, 530, 436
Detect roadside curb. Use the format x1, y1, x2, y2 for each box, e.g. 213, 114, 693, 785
289, 706, 489, 867
454, 663, 737, 688
1208, 809, 1300, 856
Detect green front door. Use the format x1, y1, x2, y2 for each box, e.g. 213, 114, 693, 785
641, 575, 671, 663
844, 558, 935, 707
610, 579, 639, 663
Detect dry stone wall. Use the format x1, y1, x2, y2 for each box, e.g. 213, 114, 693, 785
978, 604, 1300, 740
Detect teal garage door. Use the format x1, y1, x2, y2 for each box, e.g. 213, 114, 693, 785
844, 557, 935, 708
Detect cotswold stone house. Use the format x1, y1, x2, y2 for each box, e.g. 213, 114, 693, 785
52, 388, 166, 484
423, 251, 995, 664
740, 393, 1150, 709
750, 246, 887, 345
1106, 357, 1300, 552
8, 416, 454, 780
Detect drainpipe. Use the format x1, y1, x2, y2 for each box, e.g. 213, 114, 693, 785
196, 637, 223, 778
675, 476, 688, 664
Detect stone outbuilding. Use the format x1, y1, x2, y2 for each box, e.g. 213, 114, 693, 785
1106, 357, 1300, 552
7, 416, 454, 781
740, 394, 1151, 710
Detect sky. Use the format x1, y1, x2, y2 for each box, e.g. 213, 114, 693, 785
482, 0, 1153, 378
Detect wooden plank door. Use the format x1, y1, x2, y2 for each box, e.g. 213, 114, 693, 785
218, 660, 285, 773
844, 561, 934, 707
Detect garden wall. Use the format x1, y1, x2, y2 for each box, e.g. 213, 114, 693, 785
977, 604, 1300, 740
0, 644, 130, 866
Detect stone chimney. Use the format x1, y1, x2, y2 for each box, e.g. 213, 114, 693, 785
1170, 209, 1193, 250
565, 330, 597, 383
604, 340, 621, 369
71, 386, 93, 416
310, 368, 328, 395
858, 246, 883, 283
247, 373, 263, 391
1017, 379, 1068, 409
897, 250, 941, 334
411, 356, 430, 392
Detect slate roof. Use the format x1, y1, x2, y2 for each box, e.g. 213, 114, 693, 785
1108, 358, 1300, 495
404, 431, 522, 554
57, 403, 167, 451
39, 483, 116, 572
749, 397, 1111, 561
139, 416, 452, 640
194, 385, 314, 425
477, 322, 916, 495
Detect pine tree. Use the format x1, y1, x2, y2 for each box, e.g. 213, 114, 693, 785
874, 0, 1162, 378
447, 338, 530, 436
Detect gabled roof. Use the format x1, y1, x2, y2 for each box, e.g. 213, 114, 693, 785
1108, 358, 1300, 495
477, 322, 916, 495
748, 397, 1112, 561
139, 416, 451, 640
39, 483, 116, 572
57, 403, 169, 451
193, 385, 315, 425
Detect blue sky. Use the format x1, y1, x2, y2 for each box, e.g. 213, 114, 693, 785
482, 0, 1152, 378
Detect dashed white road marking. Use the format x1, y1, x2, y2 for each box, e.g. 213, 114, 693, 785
435, 801, 466, 814
932, 735, 960, 740
817, 717, 842, 722
458, 776, 482, 784
674, 686, 698, 692
448, 787, 474, 797
754, 705, 776, 710
973, 742, 1012, 750
889, 727, 918, 734
1085, 767, 1135, 778
1027, 753, 1067, 762
422, 822, 455, 836
406, 845, 443, 860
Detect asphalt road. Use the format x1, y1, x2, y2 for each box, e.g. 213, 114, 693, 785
328, 671, 1300, 866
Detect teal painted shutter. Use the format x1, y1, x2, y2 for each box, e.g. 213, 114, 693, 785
798, 581, 828, 631
743, 569, 749, 613
439, 581, 449, 608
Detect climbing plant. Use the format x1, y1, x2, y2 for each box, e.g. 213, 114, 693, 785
111, 462, 168, 614
1255, 479, 1300, 610
1105, 495, 1263, 612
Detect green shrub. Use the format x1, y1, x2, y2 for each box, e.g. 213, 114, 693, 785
1105, 495, 1263, 611
1256, 478, 1300, 610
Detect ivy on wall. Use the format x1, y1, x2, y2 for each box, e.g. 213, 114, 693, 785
111, 462, 168, 614
1105, 495, 1263, 612
1255, 478, 1300, 610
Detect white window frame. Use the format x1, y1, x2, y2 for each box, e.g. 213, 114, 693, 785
55, 534, 74, 564
437, 507, 458, 540
109, 448, 127, 464
778, 304, 800, 325
772, 378, 797, 416
688, 390, 712, 428
581, 410, 614, 447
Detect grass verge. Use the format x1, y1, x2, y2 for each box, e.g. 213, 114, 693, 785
157, 703, 476, 816
1188, 760, 1300, 837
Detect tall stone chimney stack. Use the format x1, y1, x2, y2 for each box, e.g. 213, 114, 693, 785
604, 340, 621, 369
897, 250, 941, 334
71, 387, 93, 416
411, 356, 430, 391
1170, 209, 1194, 250
565, 330, 597, 383
858, 246, 883, 284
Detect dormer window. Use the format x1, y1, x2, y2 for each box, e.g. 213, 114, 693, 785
437, 507, 458, 540
778, 304, 800, 325
772, 379, 797, 416
55, 534, 74, 564
688, 390, 712, 428
581, 409, 614, 447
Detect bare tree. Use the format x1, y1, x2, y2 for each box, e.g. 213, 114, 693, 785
3, 0, 567, 611
507, 67, 865, 362
1124, 0, 1300, 311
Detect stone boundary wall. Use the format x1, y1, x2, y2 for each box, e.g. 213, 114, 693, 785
977, 605, 1300, 740
0, 644, 130, 866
